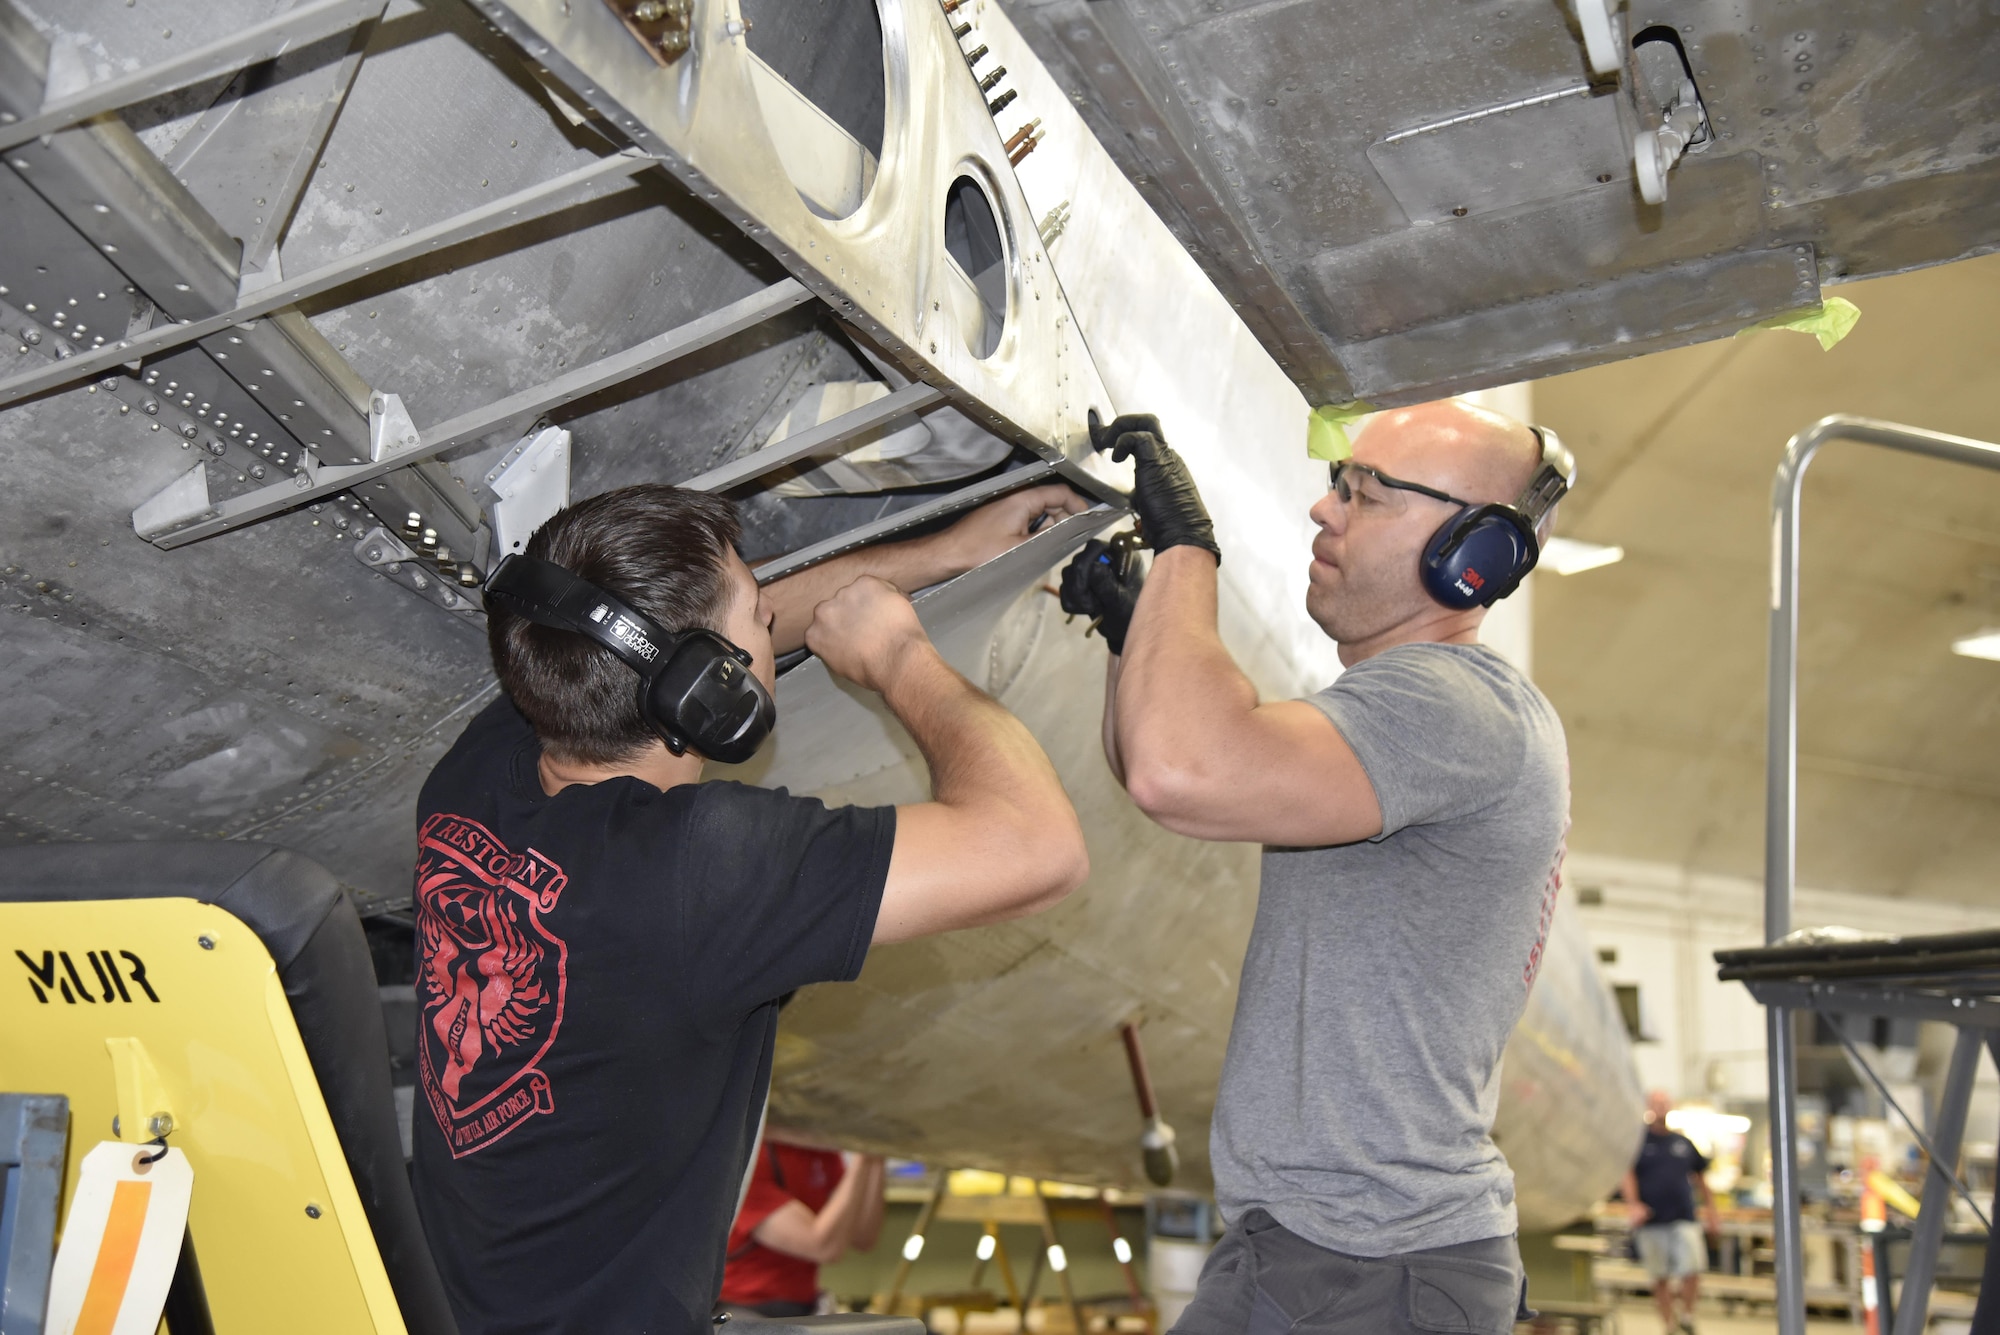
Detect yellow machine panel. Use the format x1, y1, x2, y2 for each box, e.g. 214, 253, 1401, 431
3, 897, 407, 1333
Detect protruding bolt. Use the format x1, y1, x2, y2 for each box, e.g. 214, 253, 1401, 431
197, 934, 215, 950
421, 528, 438, 550
633, 0, 666, 18
147, 1112, 173, 1137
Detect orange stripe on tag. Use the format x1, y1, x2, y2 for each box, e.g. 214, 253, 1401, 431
74, 1178, 152, 1335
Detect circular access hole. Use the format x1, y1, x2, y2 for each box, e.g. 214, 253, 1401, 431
741, 0, 887, 219
943, 174, 1007, 358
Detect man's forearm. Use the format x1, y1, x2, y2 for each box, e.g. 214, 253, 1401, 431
882, 642, 1066, 816
1101, 655, 1126, 784
761, 534, 964, 655
1113, 547, 1259, 779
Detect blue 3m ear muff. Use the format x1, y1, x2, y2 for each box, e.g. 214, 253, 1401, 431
484, 553, 776, 764
1418, 426, 1577, 610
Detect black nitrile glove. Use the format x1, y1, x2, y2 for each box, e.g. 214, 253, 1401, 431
1059, 531, 1146, 655
1087, 408, 1218, 563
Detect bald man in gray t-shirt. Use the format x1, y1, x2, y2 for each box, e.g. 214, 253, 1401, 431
1058, 400, 1575, 1334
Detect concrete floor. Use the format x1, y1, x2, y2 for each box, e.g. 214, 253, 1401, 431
880, 1298, 1869, 1333
1598, 1300, 1858, 1334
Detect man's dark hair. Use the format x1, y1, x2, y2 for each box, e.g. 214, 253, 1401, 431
489, 484, 742, 764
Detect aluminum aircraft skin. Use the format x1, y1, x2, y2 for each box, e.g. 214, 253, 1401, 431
0, 0, 1716, 1223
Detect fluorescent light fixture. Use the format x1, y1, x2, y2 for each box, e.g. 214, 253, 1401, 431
1113, 1237, 1134, 1265
976, 1233, 997, 1262
902, 1234, 925, 1261
1952, 629, 2000, 662
1541, 536, 1626, 576
1665, 1108, 1753, 1136
1047, 1245, 1068, 1273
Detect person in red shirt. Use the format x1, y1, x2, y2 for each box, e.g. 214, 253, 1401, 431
720, 1135, 887, 1318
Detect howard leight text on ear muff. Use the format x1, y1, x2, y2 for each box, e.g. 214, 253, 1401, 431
484, 554, 777, 764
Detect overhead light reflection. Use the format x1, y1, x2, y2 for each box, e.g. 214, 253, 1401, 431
1951, 630, 2000, 662
1541, 536, 1626, 576
1665, 1107, 1753, 1136
976, 1233, 997, 1262
902, 1234, 925, 1261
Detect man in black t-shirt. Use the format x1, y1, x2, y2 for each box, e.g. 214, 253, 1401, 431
1620, 1090, 1719, 1335
411, 482, 1092, 1334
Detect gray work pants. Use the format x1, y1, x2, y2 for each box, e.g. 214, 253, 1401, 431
1168, 1210, 1530, 1335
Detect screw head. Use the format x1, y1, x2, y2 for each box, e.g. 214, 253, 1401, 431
305, 1203, 322, 1219
147, 1112, 173, 1137
197, 934, 215, 950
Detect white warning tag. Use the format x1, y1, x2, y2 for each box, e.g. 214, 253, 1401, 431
44, 1140, 194, 1335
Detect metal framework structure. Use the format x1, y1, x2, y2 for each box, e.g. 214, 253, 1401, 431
1747, 415, 2000, 1335
0, 0, 1123, 605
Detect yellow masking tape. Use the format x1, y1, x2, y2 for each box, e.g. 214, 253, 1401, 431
1736, 296, 1862, 351
1307, 402, 1373, 462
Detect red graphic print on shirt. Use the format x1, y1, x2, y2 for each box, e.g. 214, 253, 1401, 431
1522, 822, 1570, 990
415, 812, 569, 1157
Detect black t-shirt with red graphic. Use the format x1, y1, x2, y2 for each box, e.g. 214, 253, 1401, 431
409, 696, 893, 1334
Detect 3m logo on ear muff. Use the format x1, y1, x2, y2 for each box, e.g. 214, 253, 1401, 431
1456, 568, 1486, 596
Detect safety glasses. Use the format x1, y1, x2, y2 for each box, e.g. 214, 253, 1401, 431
1327, 460, 1473, 516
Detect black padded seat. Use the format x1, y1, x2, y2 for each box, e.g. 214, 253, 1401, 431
0, 841, 457, 1335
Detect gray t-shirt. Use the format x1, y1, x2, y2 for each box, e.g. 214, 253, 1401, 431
1209, 642, 1570, 1258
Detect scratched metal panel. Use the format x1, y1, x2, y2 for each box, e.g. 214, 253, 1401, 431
1003, 0, 2000, 404
1365, 85, 1634, 225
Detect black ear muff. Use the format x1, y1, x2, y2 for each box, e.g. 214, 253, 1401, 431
1420, 505, 1539, 609
644, 630, 776, 765
487, 554, 777, 764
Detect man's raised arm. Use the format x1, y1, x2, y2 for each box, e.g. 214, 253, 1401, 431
760, 484, 1087, 653
805, 577, 1088, 944
1068, 417, 1380, 848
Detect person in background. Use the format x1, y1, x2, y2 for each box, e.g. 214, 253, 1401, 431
1621, 1090, 1720, 1335
720, 1135, 887, 1319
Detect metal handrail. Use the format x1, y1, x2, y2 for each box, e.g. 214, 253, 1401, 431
1764, 415, 2000, 1335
